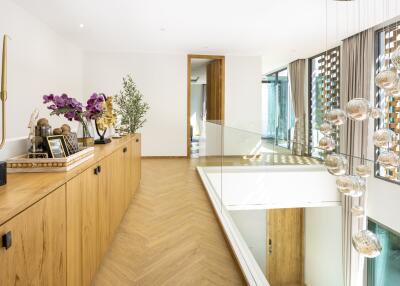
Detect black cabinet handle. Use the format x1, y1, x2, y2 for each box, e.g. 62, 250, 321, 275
136, 139, 139, 142
123, 147, 127, 153
97, 165, 101, 173
2, 231, 12, 250
94, 167, 98, 175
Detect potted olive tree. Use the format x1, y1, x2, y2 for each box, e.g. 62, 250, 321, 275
114, 75, 149, 134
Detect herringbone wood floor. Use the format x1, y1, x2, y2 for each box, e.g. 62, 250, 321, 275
94, 158, 246, 286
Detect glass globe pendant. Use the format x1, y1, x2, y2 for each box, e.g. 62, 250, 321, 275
375, 68, 398, 90
346, 98, 370, 121
319, 122, 333, 135
373, 129, 398, 148
369, 107, 384, 119
319, 136, 335, 151
352, 230, 382, 258
336, 175, 365, 197
351, 206, 365, 217
355, 164, 371, 178
325, 109, 347, 126
325, 154, 348, 176
377, 151, 400, 169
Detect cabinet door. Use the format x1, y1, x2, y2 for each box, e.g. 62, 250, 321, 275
67, 165, 100, 286
81, 166, 100, 286
109, 148, 125, 236
133, 134, 141, 193
0, 185, 66, 286
98, 156, 111, 260
123, 143, 133, 208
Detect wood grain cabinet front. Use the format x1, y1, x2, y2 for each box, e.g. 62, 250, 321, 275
66, 140, 141, 286
0, 185, 67, 286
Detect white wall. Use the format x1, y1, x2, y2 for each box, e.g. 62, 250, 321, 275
305, 206, 343, 286
0, 0, 83, 160
84, 53, 262, 156
230, 209, 267, 276
225, 56, 262, 134
83, 52, 187, 156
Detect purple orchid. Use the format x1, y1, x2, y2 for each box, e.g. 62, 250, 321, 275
85, 93, 105, 120
42, 93, 105, 123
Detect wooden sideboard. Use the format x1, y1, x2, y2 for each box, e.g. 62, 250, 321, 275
0, 134, 141, 286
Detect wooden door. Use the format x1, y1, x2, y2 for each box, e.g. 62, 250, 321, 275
206, 60, 224, 121
0, 186, 66, 285
267, 208, 304, 286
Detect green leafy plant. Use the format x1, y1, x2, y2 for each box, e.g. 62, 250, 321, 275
114, 75, 149, 133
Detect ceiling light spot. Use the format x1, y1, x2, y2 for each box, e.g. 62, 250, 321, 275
160, 27, 166, 32
79, 24, 85, 28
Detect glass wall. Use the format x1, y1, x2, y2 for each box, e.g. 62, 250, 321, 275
262, 68, 295, 149
375, 25, 400, 184
368, 219, 400, 286
309, 47, 341, 159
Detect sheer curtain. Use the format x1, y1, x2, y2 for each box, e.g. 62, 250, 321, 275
288, 59, 306, 155
340, 28, 374, 286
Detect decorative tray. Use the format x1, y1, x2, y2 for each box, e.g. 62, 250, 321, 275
7, 147, 95, 173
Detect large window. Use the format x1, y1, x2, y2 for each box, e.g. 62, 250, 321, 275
375, 25, 400, 184
368, 219, 400, 286
309, 47, 341, 159
261, 69, 295, 148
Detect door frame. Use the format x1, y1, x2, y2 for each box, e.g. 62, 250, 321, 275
187, 54, 225, 158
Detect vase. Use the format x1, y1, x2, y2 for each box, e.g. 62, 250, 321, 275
77, 119, 94, 147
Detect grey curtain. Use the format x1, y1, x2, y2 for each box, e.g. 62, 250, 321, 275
340, 28, 374, 286
289, 59, 306, 155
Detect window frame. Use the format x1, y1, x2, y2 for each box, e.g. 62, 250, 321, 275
374, 24, 400, 185
307, 46, 341, 158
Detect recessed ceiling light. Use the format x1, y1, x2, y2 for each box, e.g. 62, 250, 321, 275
160, 27, 166, 32
79, 24, 85, 28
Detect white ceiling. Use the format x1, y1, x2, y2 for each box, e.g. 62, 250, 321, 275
12, 0, 400, 72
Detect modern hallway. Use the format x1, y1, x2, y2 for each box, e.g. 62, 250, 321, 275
94, 158, 246, 286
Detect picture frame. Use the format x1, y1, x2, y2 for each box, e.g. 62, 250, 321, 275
45, 135, 69, 158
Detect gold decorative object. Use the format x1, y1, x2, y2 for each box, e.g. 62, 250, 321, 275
95, 95, 116, 144
96, 96, 116, 131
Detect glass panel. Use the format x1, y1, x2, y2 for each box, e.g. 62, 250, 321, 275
375, 27, 400, 184
309, 47, 341, 159
277, 69, 290, 148
368, 220, 400, 286
262, 74, 277, 139
262, 69, 294, 150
